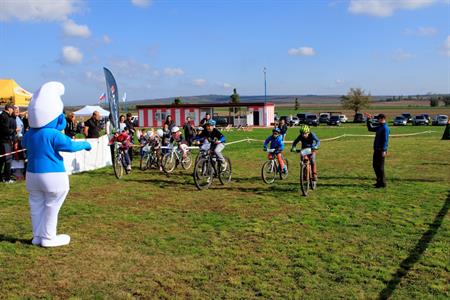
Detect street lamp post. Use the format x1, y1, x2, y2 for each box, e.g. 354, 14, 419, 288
264, 67, 267, 104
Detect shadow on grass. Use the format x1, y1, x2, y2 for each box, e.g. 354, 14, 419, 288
378, 190, 450, 300
0, 234, 31, 245
321, 175, 443, 183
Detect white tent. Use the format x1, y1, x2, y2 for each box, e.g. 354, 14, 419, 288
73, 105, 110, 117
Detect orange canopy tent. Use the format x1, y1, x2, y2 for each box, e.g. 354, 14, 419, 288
0, 79, 32, 107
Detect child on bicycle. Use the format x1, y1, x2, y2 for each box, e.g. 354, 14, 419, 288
196, 120, 227, 170
263, 127, 287, 173
109, 127, 133, 171
291, 125, 320, 181
169, 126, 188, 160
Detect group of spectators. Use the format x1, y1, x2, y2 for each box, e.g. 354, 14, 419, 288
64, 110, 103, 139
0, 104, 29, 183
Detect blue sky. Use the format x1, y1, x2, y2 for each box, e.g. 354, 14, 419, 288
1, 0, 449, 105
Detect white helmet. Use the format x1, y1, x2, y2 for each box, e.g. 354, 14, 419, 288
146, 130, 154, 138
156, 129, 164, 137
171, 126, 180, 133
197, 127, 204, 131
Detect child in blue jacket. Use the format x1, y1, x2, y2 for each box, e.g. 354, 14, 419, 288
263, 128, 287, 173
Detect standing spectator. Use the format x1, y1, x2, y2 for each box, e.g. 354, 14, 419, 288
277, 119, 288, 141
125, 113, 136, 161
125, 113, 136, 135
200, 113, 211, 127
0, 104, 16, 183
64, 112, 79, 139
183, 116, 196, 146
165, 115, 175, 132
21, 111, 29, 133
14, 106, 24, 138
366, 113, 390, 188
83, 111, 102, 138
161, 123, 171, 154
119, 115, 126, 132
442, 119, 450, 140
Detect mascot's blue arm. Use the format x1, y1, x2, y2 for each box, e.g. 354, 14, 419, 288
54, 134, 92, 153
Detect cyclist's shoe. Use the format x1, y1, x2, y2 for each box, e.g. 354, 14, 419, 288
312, 175, 318, 181
221, 161, 228, 172
127, 165, 132, 171
282, 167, 288, 174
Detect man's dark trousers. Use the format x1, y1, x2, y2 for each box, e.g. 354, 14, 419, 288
373, 150, 386, 187
0, 142, 12, 181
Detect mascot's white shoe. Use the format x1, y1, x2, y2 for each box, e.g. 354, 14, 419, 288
31, 237, 42, 246
41, 234, 71, 248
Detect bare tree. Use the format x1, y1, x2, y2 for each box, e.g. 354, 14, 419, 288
341, 88, 371, 114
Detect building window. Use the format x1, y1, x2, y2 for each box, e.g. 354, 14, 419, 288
155, 112, 168, 122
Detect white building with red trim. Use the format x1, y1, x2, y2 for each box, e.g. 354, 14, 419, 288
136, 102, 275, 128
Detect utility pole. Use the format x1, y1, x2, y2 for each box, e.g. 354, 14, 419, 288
264, 67, 267, 104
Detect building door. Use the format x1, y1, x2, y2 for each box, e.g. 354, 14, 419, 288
253, 111, 260, 126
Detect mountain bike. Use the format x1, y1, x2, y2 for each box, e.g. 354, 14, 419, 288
161, 143, 193, 174
112, 142, 130, 179
297, 148, 316, 196
261, 149, 289, 184
140, 144, 160, 171
193, 143, 232, 190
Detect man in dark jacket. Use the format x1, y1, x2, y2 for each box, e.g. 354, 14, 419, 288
83, 111, 102, 138
125, 113, 136, 161
183, 117, 196, 146
0, 104, 16, 183
366, 113, 390, 188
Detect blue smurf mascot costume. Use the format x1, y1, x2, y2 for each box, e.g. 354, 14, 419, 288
22, 81, 92, 247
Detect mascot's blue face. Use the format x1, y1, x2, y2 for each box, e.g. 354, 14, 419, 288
42, 113, 66, 131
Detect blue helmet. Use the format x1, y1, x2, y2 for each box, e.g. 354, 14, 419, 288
272, 127, 281, 134
206, 119, 216, 126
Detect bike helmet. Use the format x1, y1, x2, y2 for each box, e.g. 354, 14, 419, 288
146, 130, 154, 138
197, 127, 204, 131
299, 124, 310, 134
156, 129, 164, 137
205, 119, 216, 126
171, 126, 180, 133
272, 127, 281, 134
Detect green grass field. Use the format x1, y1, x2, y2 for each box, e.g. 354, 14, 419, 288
1, 124, 449, 299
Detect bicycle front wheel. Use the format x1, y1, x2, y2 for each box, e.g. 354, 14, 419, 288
140, 153, 150, 171
181, 150, 193, 170
262, 160, 276, 184
162, 153, 177, 173
300, 162, 309, 196
113, 152, 124, 179
193, 158, 213, 190
219, 156, 232, 185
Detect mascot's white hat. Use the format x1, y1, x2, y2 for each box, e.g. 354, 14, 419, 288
28, 81, 65, 128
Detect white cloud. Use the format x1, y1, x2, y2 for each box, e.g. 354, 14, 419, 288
164, 67, 185, 77
103, 35, 112, 44
0, 0, 81, 22
222, 83, 232, 89
288, 47, 316, 56
348, 0, 435, 17
335, 79, 345, 85
392, 49, 415, 61
131, 0, 152, 7
443, 36, 450, 56
61, 46, 83, 64
404, 26, 438, 36
192, 79, 206, 86
62, 19, 91, 38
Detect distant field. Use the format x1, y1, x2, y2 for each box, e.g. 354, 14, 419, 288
275, 105, 450, 120
1, 123, 449, 298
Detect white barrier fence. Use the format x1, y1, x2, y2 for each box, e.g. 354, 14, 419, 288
61, 135, 112, 175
